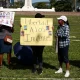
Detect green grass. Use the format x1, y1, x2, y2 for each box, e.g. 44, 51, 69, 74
0, 15, 80, 79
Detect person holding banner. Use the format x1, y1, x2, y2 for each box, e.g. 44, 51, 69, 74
0, 25, 14, 68
55, 15, 70, 77
31, 13, 45, 75
0, 11, 15, 68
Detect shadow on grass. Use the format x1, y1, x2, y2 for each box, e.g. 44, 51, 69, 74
3, 57, 32, 70
70, 60, 80, 68
43, 63, 57, 70
3, 57, 57, 70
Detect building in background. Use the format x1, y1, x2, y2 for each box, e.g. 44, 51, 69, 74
10, 0, 14, 4
6, 0, 10, 8
0, 0, 24, 7
0, 0, 10, 8
0, 0, 6, 7
14, 0, 24, 2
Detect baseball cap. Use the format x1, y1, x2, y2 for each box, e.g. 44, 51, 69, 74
57, 16, 67, 22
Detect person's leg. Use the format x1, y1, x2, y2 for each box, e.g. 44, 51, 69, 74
55, 47, 63, 73
38, 53, 43, 68
33, 53, 37, 71
63, 45, 70, 77
0, 40, 4, 67
66, 62, 70, 70
38, 46, 44, 67
0, 54, 3, 67
7, 53, 11, 65
38, 52, 43, 72
38, 46, 44, 74
59, 61, 63, 68
55, 61, 63, 73
31, 46, 37, 73
65, 62, 70, 77
7, 48, 12, 65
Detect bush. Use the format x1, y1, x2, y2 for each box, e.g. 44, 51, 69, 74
54, 1, 73, 12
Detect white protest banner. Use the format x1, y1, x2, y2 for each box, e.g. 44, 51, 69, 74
20, 18, 53, 46
0, 11, 15, 27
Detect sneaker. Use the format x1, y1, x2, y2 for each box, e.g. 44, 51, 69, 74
64, 70, 70, 77
55, 68, 63, 73
38, 68, 43, 75
32, 68, 36, 73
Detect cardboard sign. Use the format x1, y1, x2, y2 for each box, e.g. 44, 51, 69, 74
0, 11, 15, 27
20, 18, 53, 46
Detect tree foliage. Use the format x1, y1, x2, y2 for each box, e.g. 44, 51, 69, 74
9, 1, 24, 8
49, 0, 73, 11
49, 0, 55, 8
35, 2, 50, 9
54, 1, 72, 11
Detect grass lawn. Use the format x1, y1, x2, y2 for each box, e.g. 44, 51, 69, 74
0, 14, 80, 79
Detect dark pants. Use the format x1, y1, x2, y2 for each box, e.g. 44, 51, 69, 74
58, 45, 69, 63
31, 46, 44, 64
0, 39, 12, 66
0, 39, 12, 54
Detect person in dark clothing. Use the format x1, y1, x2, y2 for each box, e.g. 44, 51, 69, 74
0, 25, 14, 68
31, 13, 45, 75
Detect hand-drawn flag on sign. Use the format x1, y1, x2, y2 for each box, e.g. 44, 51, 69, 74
0, 11, 15, 27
